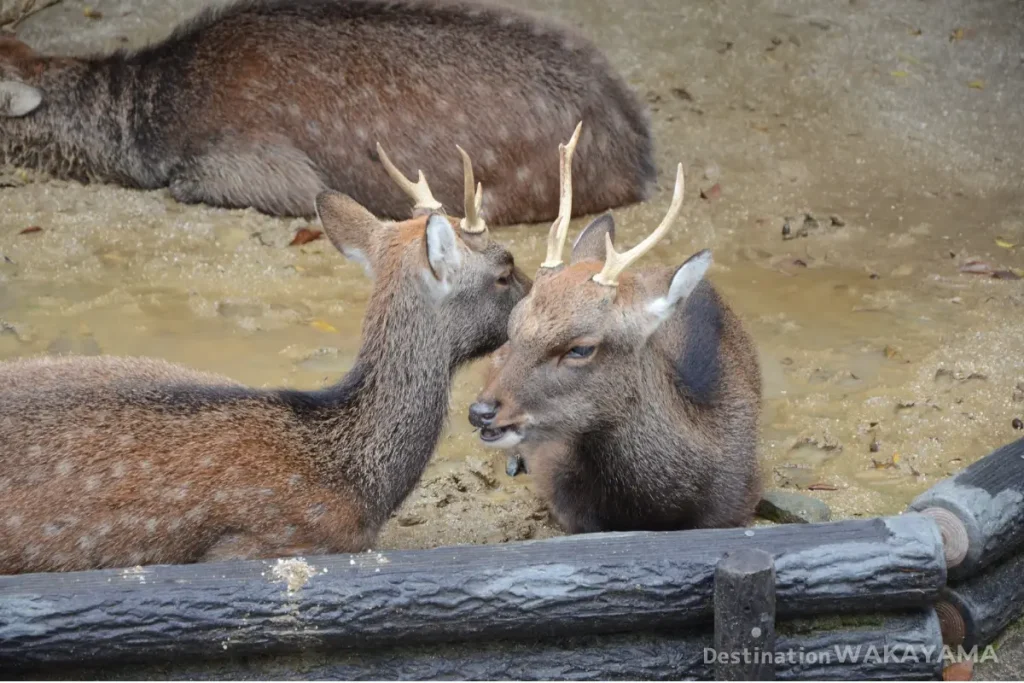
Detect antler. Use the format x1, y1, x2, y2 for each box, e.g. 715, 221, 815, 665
540, 121, 583, 269
592, 163, 685, 287
455, 145, 486, 235
376, 142, 443, 213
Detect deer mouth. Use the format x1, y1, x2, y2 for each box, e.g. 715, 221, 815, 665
478, 424, 523, 448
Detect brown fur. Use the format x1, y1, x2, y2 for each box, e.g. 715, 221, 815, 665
469, 216, 762, 534
0, 0, 655, 222
0, 192, 529, 575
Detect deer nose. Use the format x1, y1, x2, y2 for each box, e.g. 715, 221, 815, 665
469, 400, 499, 428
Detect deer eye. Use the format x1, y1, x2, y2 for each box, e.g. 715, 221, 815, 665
495, 267, 513, 288
565, 345, 596, 360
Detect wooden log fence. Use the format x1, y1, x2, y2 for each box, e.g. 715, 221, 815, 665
5, 437, 1024, 680
908, 436, 1024, 581
0, 514, 945, 673
19, 610, 944, 681
713, 549, 777, 680
936, 547, 1024, 650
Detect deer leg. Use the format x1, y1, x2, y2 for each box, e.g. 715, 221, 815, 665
168, 139, 326, 217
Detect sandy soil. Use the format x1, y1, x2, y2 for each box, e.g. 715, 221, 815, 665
1, 0, 1022, 553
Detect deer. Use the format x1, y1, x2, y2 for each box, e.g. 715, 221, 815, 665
0, 142, 532, 575
467, 135, 763, 534
0, 0, 654, 222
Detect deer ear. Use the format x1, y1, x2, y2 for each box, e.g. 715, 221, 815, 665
0, 81, 42, 117
570, 213, 615, 264
644, 249, 712, 329
423, 213, 461, 294
315, 190, 382, 278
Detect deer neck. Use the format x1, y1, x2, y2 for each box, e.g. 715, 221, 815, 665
313, 278, 455, 526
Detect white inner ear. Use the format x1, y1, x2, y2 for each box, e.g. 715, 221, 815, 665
644, 250, 713, 331
340, 247, 374, 279
0, 82, 42, 118
423, 214, 462, 299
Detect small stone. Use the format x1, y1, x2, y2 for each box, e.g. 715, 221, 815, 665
756, 490, 832, 524
1013, 418, 1023, 431
830, 214, 846, 227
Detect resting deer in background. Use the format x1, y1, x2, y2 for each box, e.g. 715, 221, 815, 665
468, 140, 763, 534
0, 144, 530, 575
0, 0, 653, 222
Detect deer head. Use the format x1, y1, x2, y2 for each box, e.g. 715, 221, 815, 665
0, 35, 44, 118
468, 159, 713, 447
317, 143, 530, 362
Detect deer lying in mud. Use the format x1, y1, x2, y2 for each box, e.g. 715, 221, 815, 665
469, 139, 763, 533
0, 145, 530, 575
0, 0, 653, 222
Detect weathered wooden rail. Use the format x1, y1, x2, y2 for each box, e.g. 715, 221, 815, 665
13, 610, 945, 681
936, 546, 1024, 650
3, 437, 1023, 680
908, 436, 1024, 580
0, 515, 944, 674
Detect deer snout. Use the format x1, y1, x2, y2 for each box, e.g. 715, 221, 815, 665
468, 400, 499, 428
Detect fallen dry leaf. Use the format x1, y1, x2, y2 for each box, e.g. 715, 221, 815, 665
908, 28, 923, 36
82, 5, 102, 19
995, 237, 1017, 249
807, 483, 838, 491
890, 70, 909, 78
871, 452, 900, 470
700, 183, 721, 201
310, 320, 338, 333
18, 226, 42, 235
949, 28, 965, 42
968, 80, 985, 90
289, 227, 323, 246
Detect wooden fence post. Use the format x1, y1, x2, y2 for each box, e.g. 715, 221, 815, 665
714, 548, 776, 681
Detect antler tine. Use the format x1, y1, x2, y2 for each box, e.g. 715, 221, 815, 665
456, 145, 487, 235
593, 163, 685, 287
376, 142, 443, 213
541, 121, 583, 269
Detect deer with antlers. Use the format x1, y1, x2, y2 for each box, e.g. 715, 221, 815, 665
0, 144, 530, 575
468, 134, 763, 533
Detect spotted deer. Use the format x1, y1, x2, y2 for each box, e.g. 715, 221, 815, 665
0, 145, 530, 575
0, 0, 653, 222
468, 138, 762, 534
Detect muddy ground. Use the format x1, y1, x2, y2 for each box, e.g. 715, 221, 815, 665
2, 0, 1023, 559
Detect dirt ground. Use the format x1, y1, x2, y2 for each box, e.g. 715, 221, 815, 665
2, 0, 1023, 557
